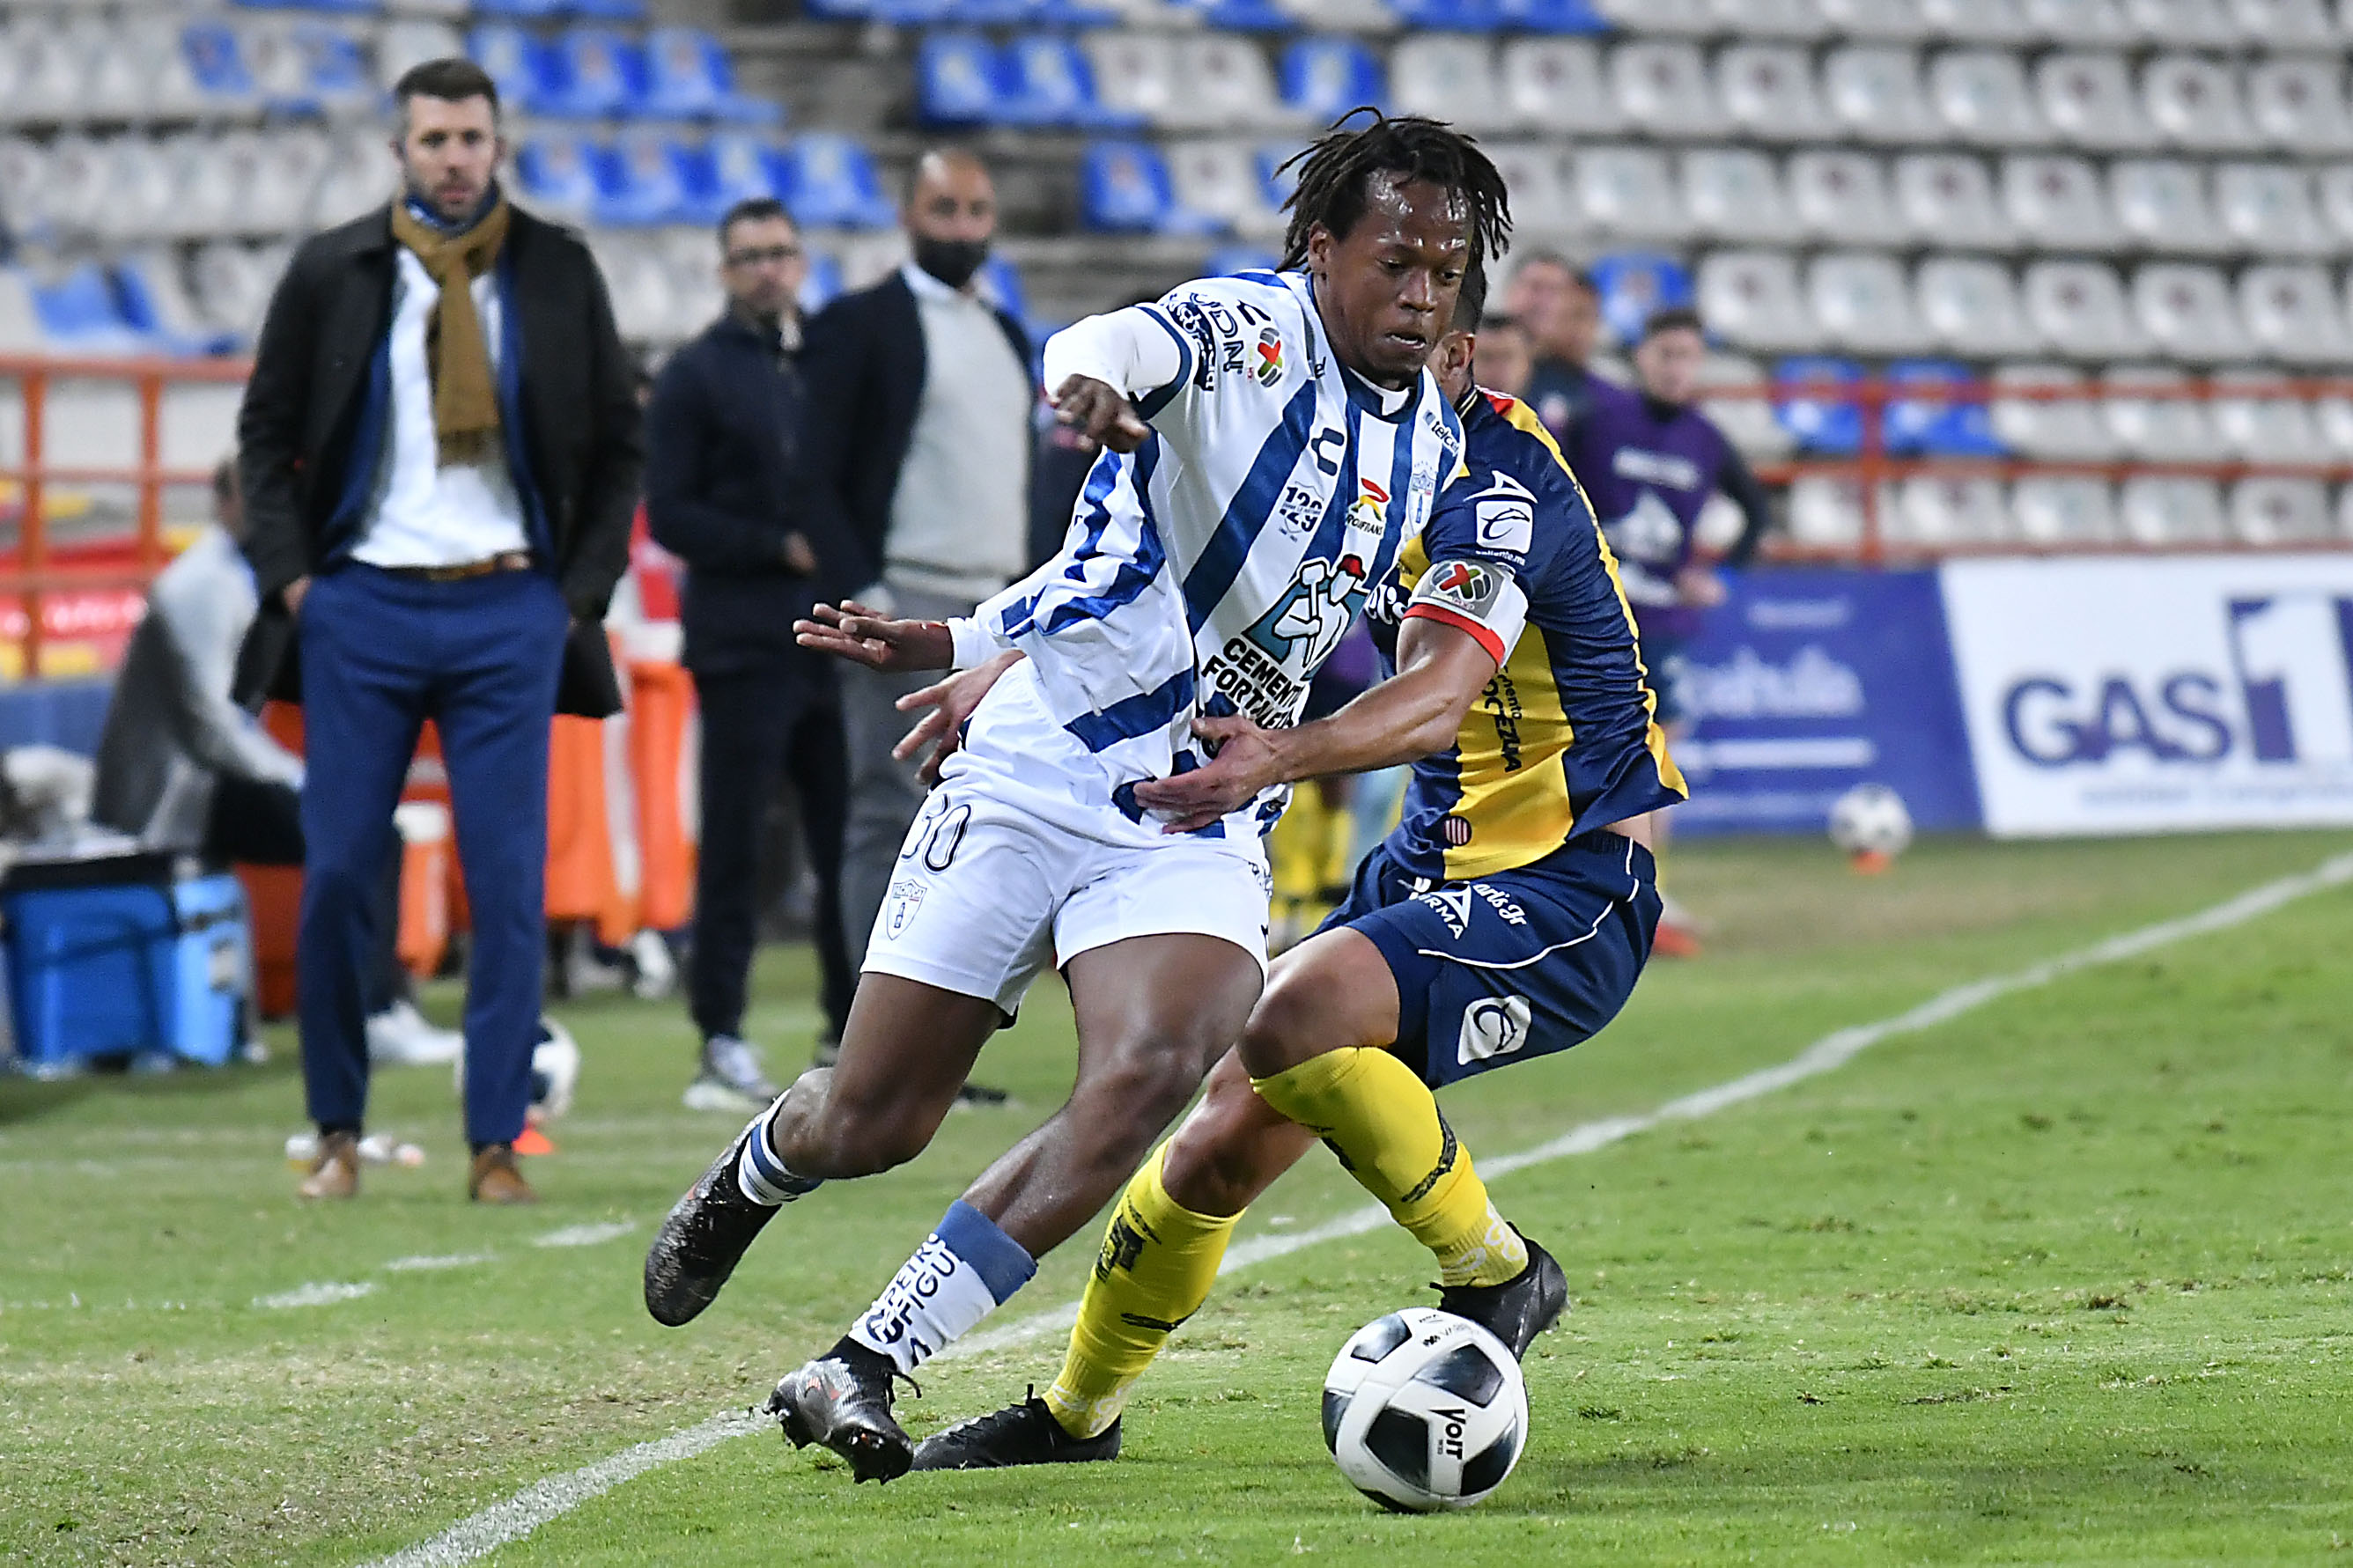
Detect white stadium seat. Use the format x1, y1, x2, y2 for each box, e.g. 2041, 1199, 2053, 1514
1695, 351, 1794, 459
2214, 370, 2330, 462
1894, 154, 2014, 249
1824, 47, 1944, 145
93, 138, 179, 246
191, 240, 290, 342
2321, 165, 2353, 245
313, 127, 389, 232
1083, 33, 1176, 124
2034, 52, 2157, 151
1809, 252, 1933, 354
2132, 263, 2251, 360
2142, 55, 2261, 152
1817, 0, 1937, 37
2121, 0, 2244, 43
1920, 0, 2038, 43
657, 228, 725, 342
2101, 364, 2230, 461
2246, 59, 2353, 156
1486, 143, 1580, 238
1610, 41, 1728, 138
1167, 142, 1286, 239
1501, 41, 1622, 136
2023, 0, 2135, 43
2024, 261, 2149, 357
1931, 51, 2048, 146
2224, 0, 2337, 45
0, 18, 90, 126
588, 233, 674, 347
2214, 164, 2333, 257
2237, 264, 2353, 365
2119, 476, 2228, 544
1710, 0, 1826, 36
380, 21, 466, 92
1995, 366, 2127, 460
2230, 477, 2335, 543
1593, 0, 1711, 32
1789, 151, 1906, 246
1682, 149, 1803, 244
1575, 146, 1691, 240
38, 136, 108, 242
2002, 155, 2121, 250
1717, 46, 1834, 142
1893, 475, 2012, 546
1786, 476, 1871, 549
2110, 159, 2230, 255
1188, 38, 1292, 131
1918, 256, 2044, 355
2321, 392, 2353, 457
2012, 476, 2122, 542
1392, 39, 1510, 132
1697, 250, 1818, 354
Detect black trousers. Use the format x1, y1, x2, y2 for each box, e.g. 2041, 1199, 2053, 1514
690, 666, 853, 1045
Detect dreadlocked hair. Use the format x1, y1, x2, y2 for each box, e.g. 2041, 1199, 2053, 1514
1276, 110, 1512, 276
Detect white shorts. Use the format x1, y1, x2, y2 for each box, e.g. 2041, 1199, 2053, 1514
860, 770, 1274, 1018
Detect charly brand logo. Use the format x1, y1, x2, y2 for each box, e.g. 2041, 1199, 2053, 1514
1457, 994, 1533, 1066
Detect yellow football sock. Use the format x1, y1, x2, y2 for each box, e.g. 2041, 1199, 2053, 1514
1044, 1144, 1240, 1439
1250, 1048, 1527, 1288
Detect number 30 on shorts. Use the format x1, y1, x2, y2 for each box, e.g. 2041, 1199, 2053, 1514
900, 795, 972, 872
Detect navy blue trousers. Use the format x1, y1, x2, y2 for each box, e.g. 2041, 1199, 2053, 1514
297, 564, 567, 1146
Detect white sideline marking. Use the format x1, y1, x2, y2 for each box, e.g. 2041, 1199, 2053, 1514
533, 1221, 635, 1249
384, 1254, 496, 1273
256, 1281, 378, 1310
360, 850, 2353, 1566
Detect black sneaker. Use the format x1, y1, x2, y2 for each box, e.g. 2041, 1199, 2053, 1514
642, 1121, 780, 1327
912, 1388, 1122, 1471
1435, 1232, 1568, 1358
765, 1343, 914, 1483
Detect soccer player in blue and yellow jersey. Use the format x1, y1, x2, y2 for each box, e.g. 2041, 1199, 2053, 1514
911, 266, 1689, 1470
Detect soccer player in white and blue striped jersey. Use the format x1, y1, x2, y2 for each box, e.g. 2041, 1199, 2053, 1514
642, 114, 1512, 1484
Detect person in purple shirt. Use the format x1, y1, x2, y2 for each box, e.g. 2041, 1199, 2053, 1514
1564, 306, 1774, 956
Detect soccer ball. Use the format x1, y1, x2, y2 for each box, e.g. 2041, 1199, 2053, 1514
1827, 783, 1914, 865
452, 1017, 580, 1125
1322, 1307, 1529, 1513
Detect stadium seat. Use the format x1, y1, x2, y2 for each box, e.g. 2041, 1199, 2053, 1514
2024, 261, 2148, 357
2237, 263, 2352, 365
250, 128, 331, 237
1205, 244, 1282, 277
189, 240, 288, 342
1081, 33, 1175, 123
2100, 364, 2229, 461
173, 22, 263, 120
2011, 476, 2121, 542
2022, 0, 2135, 42
2131, 263, 2249, 360
32, 262, 149, 354
1724, 0, 1831, 34
91, 138, 178, 246
1697, 251, 1816, 354
1885, 358, 2008, 455
1992, 363, 2118, 457
2121, 0, 2242, 43
587, 233, 672, 344
379, 20, 465, 93
916, 33, 1007, 125
2246, 58, 2353, 155
1789, 151, 1904, 247
1386, 0, 1509, 31
468, 26, 556, 117
2229, 476, 2334, 543
164, 133, 255, 242
1809, 253, 1932, 355
1611, 41, 1727, 138
2322, 165, 2353, 246
1280, 39, 1385, 125
781, 134, 896, 229
2213, 370, 2329, 462
1893, 155, 2012, 250
1773, 357, 1864, 454
1001, 34, 1136, 128
243, 20, 373, 120
1081, 141, 1222, 233
516, 134, 604, 225
800, 248, 846, 318
1694, 352, 1792, 459
1575, 148, 1689, 242
1590, 0, 1709, 31
1998, 155, 2118, 250
2110, 159, 2229, 255
1493, 0, 1611, 31
680, 132, 788, 225
2119, 476, 2228, 543
1918, 257, 2041, 355
1391, 37, 1510, 129
0, 19, 86, 128
114, 251, 239, 357
1499, 40, 1621, 135
1930, 51, 2047, 146
1923, 0, 2039, 43
2035, 51, 2156, 151
1486, 143, 1578, 237
2321, 392, 2353, 458
643, 28, 780, 123
654, 227, 724, 339
1823, 48, 1944, 145
1892, 475, 2012, 545
1717, 45, 1833, 142
2215, 163, 2332, 256
545, 30, 647, 121
2142, 55, 2259, 153
2226, 0, 2337, 45
312, 127, 388, 231
1682, 149, 1802, 245
1815, 0, 1937, 34
593, 132, 688, 227
1785, 475, 1874, 549
1590, 252, 1693, 347
1167, 141, 1287, 238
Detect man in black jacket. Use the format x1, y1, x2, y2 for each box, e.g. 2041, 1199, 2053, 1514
645, 196, 854, 1115
796, 149, 1034, 990
235, 58, 641, 1204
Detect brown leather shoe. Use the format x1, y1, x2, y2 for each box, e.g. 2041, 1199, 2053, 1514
298, 1131, 360, 1200
468, 1144, 538, 1204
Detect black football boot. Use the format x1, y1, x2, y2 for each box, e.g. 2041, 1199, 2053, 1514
765, 1341, 916, 1483
1435, 1231, 1568, 1358
642, 1118, 783, 1327
912, 1388, 1123, 1471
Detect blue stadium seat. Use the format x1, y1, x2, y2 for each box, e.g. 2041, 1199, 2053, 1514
469, 25, 560, 116
800, 250, 845, 317
1386, 0, 1508, 32
977, 254, 1029, 323
998, 34, 1139, 127
473, 0, 571, 20
1081, 141, 1223, 234
113, 258, 239, 357
542, 29, 646, 120
1280, 40, 1385, 125
1883, 359, 2006, 457
780, 134, 896, 229
1206, 245, 1283, 276
917, 33, 1010, 125
1773, 356, 1865, 454
227, 0, 378, 15
291, 22, 373, 114
596, 131, 690, 226
680, 133, 792, 226
33, 264, 151, 354
1495, 0, 1609, 30
1590, 252, 1694, 349
641, 29, 782, 123
181, 22, 261, 108
1163, 0, 1297, 31
515, 133, 607, 219
572, 0, 650, 19
1256, 143, 1304, 213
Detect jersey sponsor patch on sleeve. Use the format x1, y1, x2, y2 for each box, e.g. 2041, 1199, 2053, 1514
1404, 556, 1531, 666
1469, 470, 1537, 557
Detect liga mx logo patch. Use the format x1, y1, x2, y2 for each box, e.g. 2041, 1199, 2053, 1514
1253, 326, 1284, 386
1420, 560, 1503, 619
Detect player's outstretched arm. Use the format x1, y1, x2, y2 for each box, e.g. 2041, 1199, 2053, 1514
1040, 305, 1189, 455
793, 600, 955, 674
1133, 618, 1499, 833
889, 651, 1024, 784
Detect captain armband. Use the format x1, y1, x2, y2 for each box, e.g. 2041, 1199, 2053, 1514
1401, 558, 1531, 667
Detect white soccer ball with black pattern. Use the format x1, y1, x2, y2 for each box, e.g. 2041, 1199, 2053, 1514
1322, 1307, 1529, 1512
1827, 782, 1914, 859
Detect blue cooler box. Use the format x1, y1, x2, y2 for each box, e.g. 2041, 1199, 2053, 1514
3, 851, 252, 1069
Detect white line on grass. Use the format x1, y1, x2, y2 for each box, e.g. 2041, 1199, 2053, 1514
534, 1221, 637, 1248
361, 849, 2353, 1567
256, 1281, 378, 1310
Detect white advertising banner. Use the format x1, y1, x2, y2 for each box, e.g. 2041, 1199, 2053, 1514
1942, 556, 2353, 837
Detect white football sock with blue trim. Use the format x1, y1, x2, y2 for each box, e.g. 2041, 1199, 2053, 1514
846, 1201, 1038, 1377
733, 1107, 821, 1207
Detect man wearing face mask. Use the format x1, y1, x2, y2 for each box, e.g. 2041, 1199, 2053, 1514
796, 147, 1033, 1065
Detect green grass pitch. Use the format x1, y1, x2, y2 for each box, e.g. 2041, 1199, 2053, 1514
5, 830, 2352, 1566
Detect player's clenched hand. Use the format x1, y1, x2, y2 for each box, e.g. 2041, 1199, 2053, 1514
893, 651, 1022, 784
1132, 714, 1287, 834
794, 601, 955, 673
1051, 374, 1150, 454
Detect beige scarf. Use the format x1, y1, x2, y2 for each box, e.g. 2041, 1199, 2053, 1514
388, 194, 512, 466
